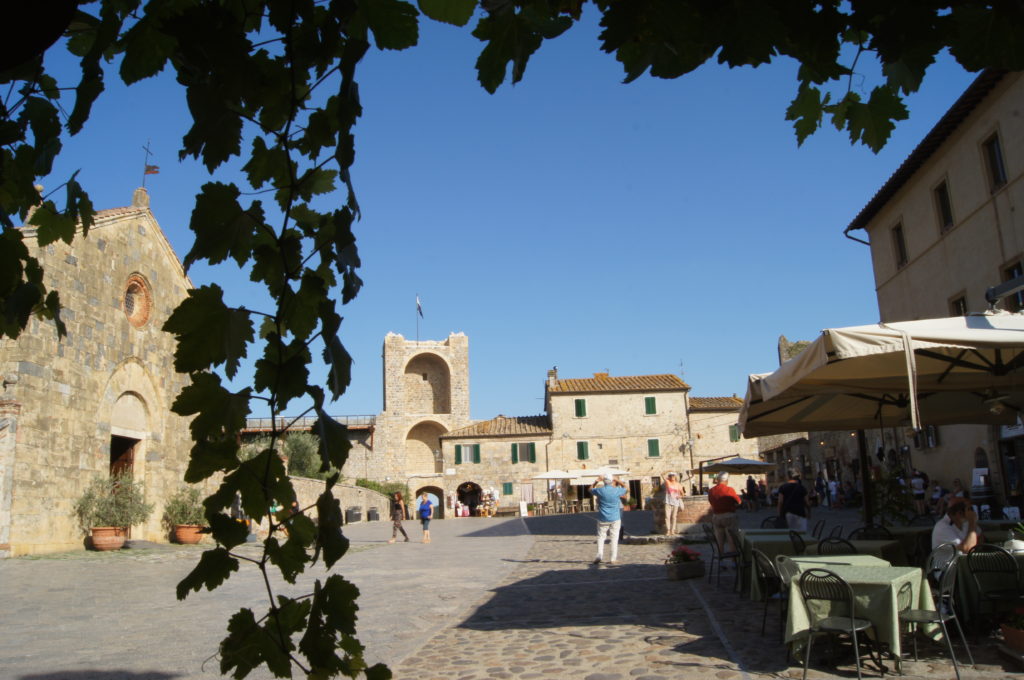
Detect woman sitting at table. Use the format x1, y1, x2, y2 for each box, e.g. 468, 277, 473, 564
931, 499, 979, 552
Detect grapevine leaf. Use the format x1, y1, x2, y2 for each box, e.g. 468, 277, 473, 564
176, 547, 240, 600
418, 0, 475, 26
163, 284, 254, 378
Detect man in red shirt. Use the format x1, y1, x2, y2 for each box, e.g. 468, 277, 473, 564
708, 472, 742, 555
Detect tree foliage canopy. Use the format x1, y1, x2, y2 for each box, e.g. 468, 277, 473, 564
2, 1, 1022, 677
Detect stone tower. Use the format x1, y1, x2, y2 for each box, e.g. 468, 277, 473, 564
374, 332, 471, 483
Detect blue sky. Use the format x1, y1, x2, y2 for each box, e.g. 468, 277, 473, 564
40, 11, 978, 421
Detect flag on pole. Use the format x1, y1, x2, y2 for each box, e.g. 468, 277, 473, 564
416, 295, 423, 318
144, 165, 160, 175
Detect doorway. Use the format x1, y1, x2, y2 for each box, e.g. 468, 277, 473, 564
110, 435, 138, 477
628, 479, 642, 509
456, 481, 481, 516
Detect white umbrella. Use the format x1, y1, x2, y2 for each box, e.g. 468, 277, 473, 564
530, 469, 574, 480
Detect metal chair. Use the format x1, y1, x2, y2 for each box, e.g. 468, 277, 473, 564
789, 530, 807, 556
751, 548, 788, 639
966, 543, 1024, 630
816, 537, 857, 556
701, 523, 741, 589
897, 554, 974, 680
728, 526, 751, 593
828, 524, 844, 539
762, 515, 785, 529
798, 568, 879, 680
811, 519, 825, 539
848, 525, 894, 540
924, 542, 958, 593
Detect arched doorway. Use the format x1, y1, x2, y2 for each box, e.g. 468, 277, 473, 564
413, 485, 445, 520
457, 481, 482, 516
405, 421, 447, 475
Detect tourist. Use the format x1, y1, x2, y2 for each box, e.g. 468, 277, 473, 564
661, 471, 684, 535
930, 481, 948, 514
708, 472, 741, 555
814, 473, 828, 508
828, 478, 840, 508
417, 492, 434, 543
387, 492, 409, 543
745, 475, 758, 511
931, 499, 979, 552
777, 469, 810, 532
590, 473, 628, 565
910, 469, 928, 515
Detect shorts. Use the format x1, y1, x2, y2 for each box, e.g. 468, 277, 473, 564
420, 517, 431, 530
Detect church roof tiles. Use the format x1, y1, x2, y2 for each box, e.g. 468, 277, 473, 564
689, 396, 744, 411
442, 414, 552, 439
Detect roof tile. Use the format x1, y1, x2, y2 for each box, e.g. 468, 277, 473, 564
442, 414, 552, 439
548, 373, 689, 394
689, 396, 744, 411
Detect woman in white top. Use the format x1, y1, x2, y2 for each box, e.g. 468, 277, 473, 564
661, 472, 684, 535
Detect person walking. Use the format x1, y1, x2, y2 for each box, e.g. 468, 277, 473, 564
417, 491, 434, 543
661, 471, 684, 535
387, 491, 409, 543
745, 475, 758, 511
590, 473, 628, 565
777, 469, 810, 532
708, 472, 741, 555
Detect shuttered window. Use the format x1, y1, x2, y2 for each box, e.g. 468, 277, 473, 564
511, 443, 519, 464
472, 444, 481, 463
576, 441, 589, 460
528, 442, 536, 463
574, 398, 587, 417
502, 482, 513, 495
729, 425, 740, 442
454, 445, 462, 465
644, 396, 657, 414
647, 438, 660, 457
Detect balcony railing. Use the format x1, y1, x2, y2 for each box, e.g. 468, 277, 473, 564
243, 415, 376, 431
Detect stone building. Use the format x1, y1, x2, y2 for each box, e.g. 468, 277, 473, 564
0, 188, 194, 556
843, 69, 1024, 510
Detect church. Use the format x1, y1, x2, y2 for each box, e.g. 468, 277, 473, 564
0, 188, 194, 556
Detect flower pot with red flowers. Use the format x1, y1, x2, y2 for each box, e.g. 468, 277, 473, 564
665, 544, 705, 580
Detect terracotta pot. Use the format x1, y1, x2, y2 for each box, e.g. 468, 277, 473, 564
666, 560, 705, 580
173, 524, 204, 544
90, 526, 126, 551
1001, 624, 1024, 653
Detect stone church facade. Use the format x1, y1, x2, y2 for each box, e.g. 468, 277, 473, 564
0, 188, 194, 556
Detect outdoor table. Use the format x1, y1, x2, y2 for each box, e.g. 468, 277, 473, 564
739, 528, 792, 536
837, 539, 908, 566
785, 563, 933, 661
956, 548, 1024, 628
743, 532, 820, 600
881, 526, 933, 566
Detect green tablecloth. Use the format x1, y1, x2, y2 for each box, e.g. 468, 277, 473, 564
880, 526, 933, 566
743, 532, 819, 600
786, 564, 933, 660
957, 549, 1024, 625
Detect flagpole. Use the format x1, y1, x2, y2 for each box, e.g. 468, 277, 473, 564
416, 294, 420, 343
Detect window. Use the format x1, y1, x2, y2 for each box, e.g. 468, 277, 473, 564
644, 396, 657, 415
891, 223, 908, 269
729, 425, 740, 442
576, 441, 589, 460
647, 438, 660, 457
454, 444, 481, 464
933, 180, 954, 232
950, 295, 967, 317
983, 133, 1007, 190
1004, 261, 1024, 312
502, 482, 513, 496
574, 398, 587, 417
511, 442, 536, 464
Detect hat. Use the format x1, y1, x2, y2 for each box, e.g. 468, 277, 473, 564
602, 473, 614, 482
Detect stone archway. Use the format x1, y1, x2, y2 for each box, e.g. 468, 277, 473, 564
404, 353, 451, 414
405, 421, 447, 475
413, 485, 445, 520
457, 481, 482, 516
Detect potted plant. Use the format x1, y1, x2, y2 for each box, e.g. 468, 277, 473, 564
621, 495, 634, 511
163, 485, 207, 544
526, 503, 536, 517
665, 544, 705, 580
74, 472, 154, 551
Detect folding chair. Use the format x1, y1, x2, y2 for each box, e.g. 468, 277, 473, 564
701, 523, 741, 589
799, 568, 880, 680
789, 530, 807, 556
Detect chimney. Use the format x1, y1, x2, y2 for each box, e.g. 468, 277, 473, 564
546, 367, 558, 388
594, 372, 609, 380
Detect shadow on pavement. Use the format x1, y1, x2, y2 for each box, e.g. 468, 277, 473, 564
521, 511, 656, 536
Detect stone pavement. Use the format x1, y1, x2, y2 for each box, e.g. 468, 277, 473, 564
0, 506, 1018, 680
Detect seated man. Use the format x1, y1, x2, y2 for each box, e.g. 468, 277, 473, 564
931, 499, 979, 552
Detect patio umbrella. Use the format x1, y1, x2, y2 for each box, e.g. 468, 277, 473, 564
530, 469, 574, 480
696, 456, 774, 475
739, 310, 1024, 523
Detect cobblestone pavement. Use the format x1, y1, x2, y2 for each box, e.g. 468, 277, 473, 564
0, 507, 1018, 680
391, 508, 1018, 680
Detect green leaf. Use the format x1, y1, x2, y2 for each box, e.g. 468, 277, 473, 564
119, 15, 178, 84
265, 534, 310, 584
418, 0, 475, 26
299, 581, 344, 676
179, 84, 244, 172
163, 284, 254, 378
253, 336, 311, 412
207, 511, 251, 549
176, 547, 240, 600
316, 489, 348, 568
322, 332, 353, 400
184, 182, 264, 270
360, 0, 420, 50
785, 83, 824, 147
365, 663, 394, 680
28, 201, 76, 246
219, 608, 266, 678
321, 574, 360, 635
472, 6, 545, 93
313, 409, 351, 472
183, 437, 243, 483
171, 372, 250, 442
848, 85, 908, 152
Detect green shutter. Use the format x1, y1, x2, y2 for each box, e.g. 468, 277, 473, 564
574, 398, 586, 417
576, 441, 589, 460
511, 443, 519, 464
502, 482, 513, 495
648, 438, 660, 457
529, 442, 536, 463
729, 425, 740, 442
645, 396, 656, 414
454, 445, 462, 465
473, 444, 481, 464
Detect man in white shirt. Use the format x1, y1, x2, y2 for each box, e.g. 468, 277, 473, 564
931, 499, 979, 552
